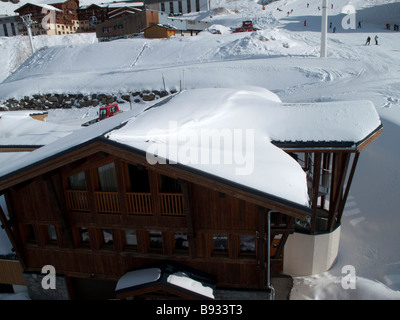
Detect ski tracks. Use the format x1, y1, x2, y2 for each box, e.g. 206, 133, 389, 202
130, 42, 149, 67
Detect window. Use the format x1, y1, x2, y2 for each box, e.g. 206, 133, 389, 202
240, 235, 255, 255
213, 234, 228, 255
47, 225, 58, 243
174, 233, 188, 252
124, 229, 137, 249
78, 227, 90, 245
102, 229, 113, 247
128, 164, 150, 192
160, 2, 165, 12
97, 163, 117, 191
195, 0, 200, 11
149, 230, 163, 250
169, 1, 174, 14
178, 1, 182, 13
186, 0, 191, 13
68, 172, 86, 190
160, 175, 181, 193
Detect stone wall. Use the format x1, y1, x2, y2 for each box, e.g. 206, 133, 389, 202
0, 89, 176, 111
23, 272, 71, 300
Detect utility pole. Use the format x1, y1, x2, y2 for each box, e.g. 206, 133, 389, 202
21, 14, 35, 55
320, 0, 328, 58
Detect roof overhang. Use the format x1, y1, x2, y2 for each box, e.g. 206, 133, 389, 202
272, 124, 383, 153
115, 261, 216, 300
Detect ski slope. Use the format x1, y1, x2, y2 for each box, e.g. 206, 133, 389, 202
1, 0, 400, 300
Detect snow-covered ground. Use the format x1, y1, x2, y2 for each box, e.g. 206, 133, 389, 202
1, 0, 400, 300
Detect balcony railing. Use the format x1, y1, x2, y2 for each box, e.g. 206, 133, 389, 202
96, 191, 120, 213
127, 192, 152, 214
159, 193, 184, 216
65, 190, 89, 212
65, 190, 183, 216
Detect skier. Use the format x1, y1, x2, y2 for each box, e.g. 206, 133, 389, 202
375, 35, 379, 45
304, 20, 307, 27
358, 21, 361, 28
365, 36, 371, 45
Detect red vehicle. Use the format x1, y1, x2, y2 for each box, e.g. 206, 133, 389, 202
232, 20, 255, 33
99, 103, 122, 121
82, 103, 123, 126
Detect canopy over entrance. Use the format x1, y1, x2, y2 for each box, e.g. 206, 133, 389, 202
115, 261, 216, 300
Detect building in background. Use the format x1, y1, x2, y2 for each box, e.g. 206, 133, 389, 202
144, 0, 209, 15
0, 15, 21, 36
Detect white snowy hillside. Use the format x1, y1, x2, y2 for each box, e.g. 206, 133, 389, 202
1, 0, 400, 300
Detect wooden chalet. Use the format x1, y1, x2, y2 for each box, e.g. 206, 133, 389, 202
0, 88, 382, 299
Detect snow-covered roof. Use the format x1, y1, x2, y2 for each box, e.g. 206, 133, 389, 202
0, 111, 79, 149
15, 2, 63, 12
0, 87, 382, 208
115, 261, 216, 299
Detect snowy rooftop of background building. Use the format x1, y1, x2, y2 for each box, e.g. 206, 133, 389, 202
0, 111, 79, 148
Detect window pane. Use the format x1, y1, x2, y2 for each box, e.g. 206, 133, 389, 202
98, 163, 117, 191
213, 234, 228, 252
79, 227, 90, 243
102, 229, 113, 245
68, 172, 86, 190
128, 164, 150, 192
47, 225, 57, 242
125, 229, 137, 247
240, 235, 255, 254
160, 175, 181, 193
149, 231, 162, 249
175, 233, 188, 251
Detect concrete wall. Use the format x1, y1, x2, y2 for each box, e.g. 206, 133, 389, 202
283, 226, 341, 276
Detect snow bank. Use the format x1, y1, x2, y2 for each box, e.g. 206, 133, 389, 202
290, 273, 400, 300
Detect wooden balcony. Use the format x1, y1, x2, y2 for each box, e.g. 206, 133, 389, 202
127, 192, 152, 214
65, 190, 183, 216
65, 190, 89, 212
160, 193, 184, 216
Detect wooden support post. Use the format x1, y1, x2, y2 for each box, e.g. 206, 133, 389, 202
336, 152, 360, 224
310, 152, 322, 234
180, 180, 196, 258
114, 159, 128, 219
328, 153, 350, 232
257, 207, 266, 288
45, 174, 75, 249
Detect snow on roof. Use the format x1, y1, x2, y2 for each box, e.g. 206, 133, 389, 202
0, 109, 136, 181
15, 2, 63, 12
167, 272, 214, 299
0, 111, 79, 148
0, 87, 382, 208
268, 100, 382, 145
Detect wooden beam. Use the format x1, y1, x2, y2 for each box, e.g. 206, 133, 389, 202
44, 174, 74, 249
310, 152, 322, 234
257, 207, 266, 288
336, 152, 360, 224
180, 180, 196, 258
328, 153, 350, 232
114, 159, 128, 218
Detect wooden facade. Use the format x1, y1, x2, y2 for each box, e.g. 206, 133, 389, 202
143, 24, 176, 38
0, 139, 310, 296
